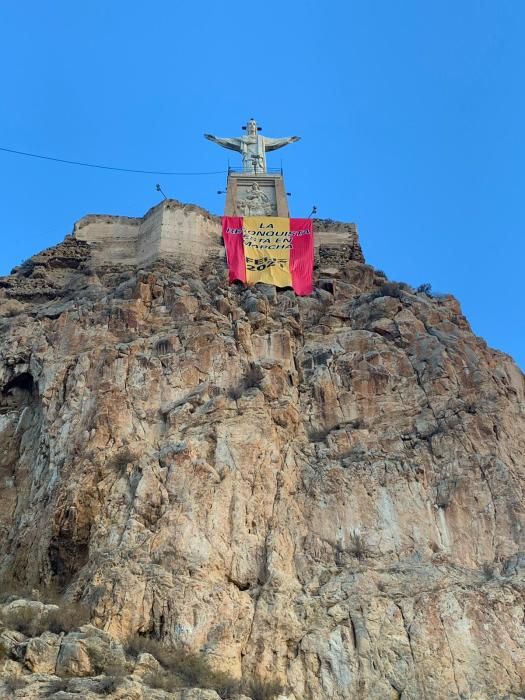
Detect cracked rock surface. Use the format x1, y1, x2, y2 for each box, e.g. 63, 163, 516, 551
0, 221, 524, 699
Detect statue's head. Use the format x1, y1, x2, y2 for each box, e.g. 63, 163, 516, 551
243, 118, 260, 136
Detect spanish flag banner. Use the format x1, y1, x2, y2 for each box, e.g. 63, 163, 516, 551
222, 217, 314, 296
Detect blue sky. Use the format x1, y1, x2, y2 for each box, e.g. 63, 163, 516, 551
1, 1, 523, 369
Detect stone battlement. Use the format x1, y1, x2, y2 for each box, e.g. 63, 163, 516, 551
73, 199, 363, 268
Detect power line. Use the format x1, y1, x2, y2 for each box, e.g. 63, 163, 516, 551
0, 146, 226, 176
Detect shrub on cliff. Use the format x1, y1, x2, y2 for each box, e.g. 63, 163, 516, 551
0, 604, 40, 636
228, 363, 264, 400
3, 674, 26, 693
0, 577, 31, 604
107, 447, 137, 473
0, 638, 9, 660
0, 600, 89, 637
45, 601, 90, 633
377, 282, 404, 299
44, 679, 70, 694
127, 634, 284, 698
243, 678, 286, 700
95, 675, 124, 694
128, 636, 222, 688
366, 281, 404, 301
416, 283, 433, 296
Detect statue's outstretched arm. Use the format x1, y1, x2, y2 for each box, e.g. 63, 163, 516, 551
263, 136, 301, 152
203, 135, 242, 152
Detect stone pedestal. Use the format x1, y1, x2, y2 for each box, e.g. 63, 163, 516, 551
224, 173, 290, 217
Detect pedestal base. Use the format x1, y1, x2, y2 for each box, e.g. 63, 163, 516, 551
224, 173, 290, 217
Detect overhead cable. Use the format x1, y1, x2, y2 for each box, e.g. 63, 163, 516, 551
0, 146, 226, 176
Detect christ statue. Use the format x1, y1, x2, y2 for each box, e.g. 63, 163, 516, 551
204, 118, 300, 173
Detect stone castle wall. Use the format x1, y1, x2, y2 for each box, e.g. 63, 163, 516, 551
73, 200, 223, 268
72, 200, 363, 268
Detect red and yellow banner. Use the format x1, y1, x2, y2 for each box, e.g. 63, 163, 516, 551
222, 217, 313, 295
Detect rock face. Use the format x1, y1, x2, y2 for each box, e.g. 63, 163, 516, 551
0, 203, 524, 699
0, 600, 228, 699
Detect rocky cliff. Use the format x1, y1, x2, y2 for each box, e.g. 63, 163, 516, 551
0, 205, 523, 699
